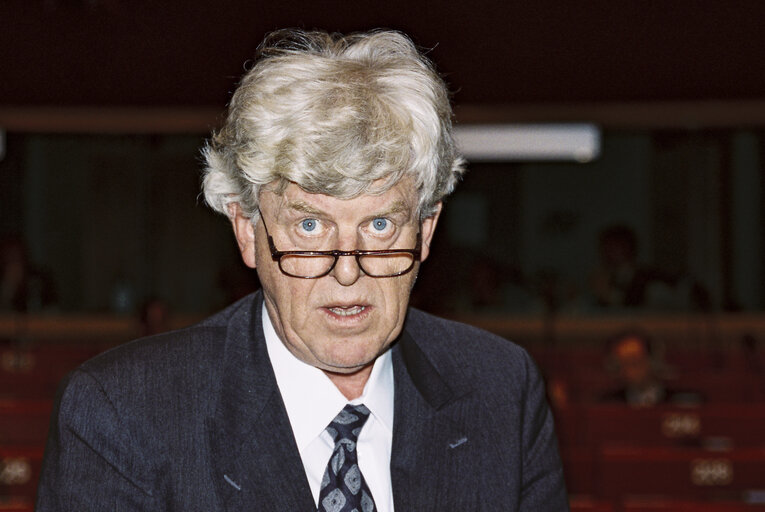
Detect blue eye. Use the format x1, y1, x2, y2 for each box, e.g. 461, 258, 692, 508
301, 219, 318, 232
372, 218, 388, 231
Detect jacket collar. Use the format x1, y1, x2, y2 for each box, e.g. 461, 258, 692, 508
389, 321, 478, 511
207, 291, 315, 510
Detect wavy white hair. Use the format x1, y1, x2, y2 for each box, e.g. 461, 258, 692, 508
202, 28, 465, 221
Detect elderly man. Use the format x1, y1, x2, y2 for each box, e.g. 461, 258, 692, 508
37, 29, 567, 510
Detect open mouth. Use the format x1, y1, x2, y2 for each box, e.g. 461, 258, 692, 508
327, 305, 367, 317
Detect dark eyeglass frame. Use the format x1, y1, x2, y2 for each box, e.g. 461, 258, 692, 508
258, 211, 422, 279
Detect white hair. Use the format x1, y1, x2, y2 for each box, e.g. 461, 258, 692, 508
202, 29, 465, 221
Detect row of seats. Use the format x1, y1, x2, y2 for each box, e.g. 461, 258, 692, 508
3, 343, 762, 403
533, 339, 765, 507
0, 400, 52, 448
548, 371, 765, 404
562, 443, 765, 499
0, 344, 104, 400
553, 401, 765, 506
556, 403, 765, 448
557, 407, 765, 499
0, 446, 42, 508
530, 346, 765, 374
571, 498, 765, 511
599, 444, 765, 499
530, 341, 765, 407
0, 499, 33, 512
0, 343, 95, 505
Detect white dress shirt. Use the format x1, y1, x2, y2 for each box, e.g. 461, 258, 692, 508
262, 303, 395, 511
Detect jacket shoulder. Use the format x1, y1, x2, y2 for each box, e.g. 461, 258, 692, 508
403, 308, 539, 397
83, 294, 254, 370
74, 294, 258, 407
405, 308, 531, 365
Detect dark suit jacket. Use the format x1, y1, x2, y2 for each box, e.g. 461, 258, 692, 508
36, 292, 568, 510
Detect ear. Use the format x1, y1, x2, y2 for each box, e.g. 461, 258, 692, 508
228, 203, 257, 269
419, 202, 442, 263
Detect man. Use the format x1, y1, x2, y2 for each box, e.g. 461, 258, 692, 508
602, 331, 663, 406
602, 330, 702, 407
37, 29, 567, 510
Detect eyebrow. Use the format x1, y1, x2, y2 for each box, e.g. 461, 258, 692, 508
284, 200, 326, 216
382, 200, 411, 216
284, 199, 414, 219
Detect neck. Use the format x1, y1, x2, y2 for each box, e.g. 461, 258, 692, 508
325, 365, 374, 400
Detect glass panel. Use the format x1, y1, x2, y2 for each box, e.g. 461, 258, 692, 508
279, 254, 336, 278
359, 253, 415, 277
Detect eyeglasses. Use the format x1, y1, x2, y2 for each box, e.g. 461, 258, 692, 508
259, 211, 422, 279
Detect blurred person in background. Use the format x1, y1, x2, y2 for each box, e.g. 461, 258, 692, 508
138, 297, 172, 337
590, 225, 673, 310
0, 235, 56, 314
590, 224, 711, 312
602, 330, 702, 407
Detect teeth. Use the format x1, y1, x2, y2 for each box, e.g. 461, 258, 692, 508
328, 306, 366, 316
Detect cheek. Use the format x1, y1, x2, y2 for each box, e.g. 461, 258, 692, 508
381, 275, 417, 316
261, 273, 320, 339
256, 255, 303, 314
264, 274, 313, 313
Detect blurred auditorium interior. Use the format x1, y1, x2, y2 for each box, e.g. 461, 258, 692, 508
2, 1, 765, 510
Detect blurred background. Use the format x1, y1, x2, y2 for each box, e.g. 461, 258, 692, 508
1, 1, 765, 510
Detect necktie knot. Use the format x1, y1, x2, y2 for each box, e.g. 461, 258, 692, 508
326, 403, 371, 445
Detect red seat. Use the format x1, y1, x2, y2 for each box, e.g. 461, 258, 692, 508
0, 446, 43, 504
569, 496, 614, 512
598, 445, 765, 500
665, 372, 765, 403
552, 405, 581, 448
561, 445, 597, 495
622, 498, 765, 511
530, 347, 605, 376
664, 350, 727, 371
0, 498, 34, 512
0, 399, 53, 447
581, 404, 765, 448
0, 345, 101, 399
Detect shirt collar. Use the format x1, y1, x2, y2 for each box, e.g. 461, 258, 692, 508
262, 302, 394, 452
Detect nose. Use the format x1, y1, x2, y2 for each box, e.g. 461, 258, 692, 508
330, 232, 362, 286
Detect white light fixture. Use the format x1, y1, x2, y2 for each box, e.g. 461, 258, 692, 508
453, 123, 601, 163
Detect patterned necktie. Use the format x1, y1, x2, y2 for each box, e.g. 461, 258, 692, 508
317, 403, 377, 512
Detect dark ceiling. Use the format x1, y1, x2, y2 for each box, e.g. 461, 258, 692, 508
2, 0, 765, 107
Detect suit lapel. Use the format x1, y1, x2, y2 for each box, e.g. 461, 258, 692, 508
207, 293, 315, 511
390, 330, 481, 511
